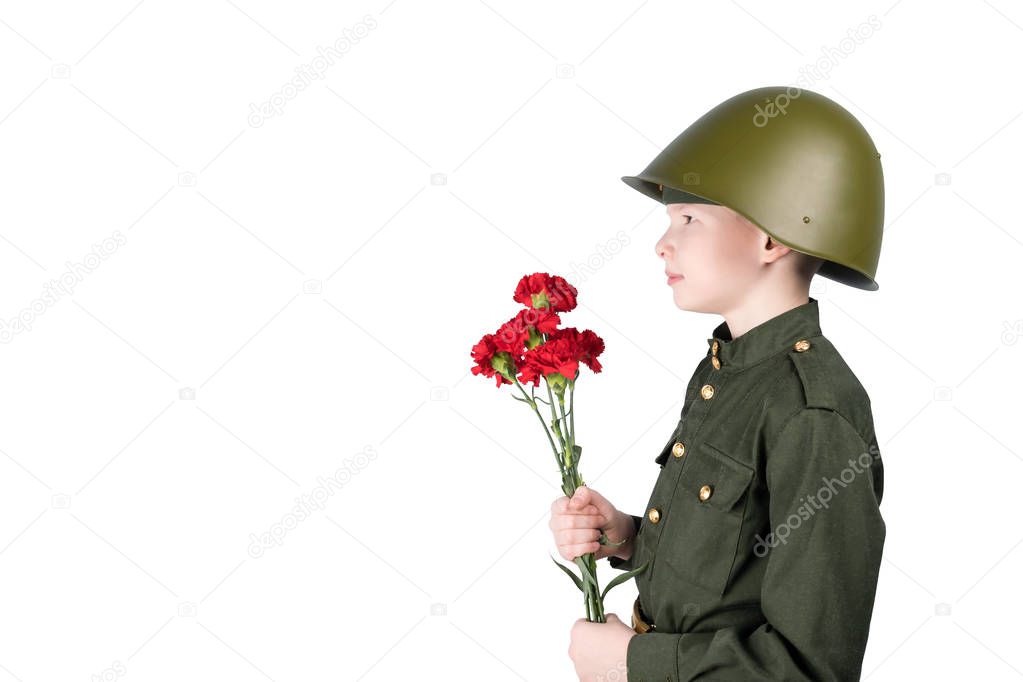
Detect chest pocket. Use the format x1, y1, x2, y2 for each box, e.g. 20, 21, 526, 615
657, 441, 755, 597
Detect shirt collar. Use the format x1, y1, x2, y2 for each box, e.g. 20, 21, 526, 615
706, 297, 822, 370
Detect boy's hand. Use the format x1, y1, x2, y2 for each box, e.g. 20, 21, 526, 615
549, 485, 635, 561
568, 612, 634, 681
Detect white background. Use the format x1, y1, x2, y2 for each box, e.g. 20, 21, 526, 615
1, 1, 1021, 680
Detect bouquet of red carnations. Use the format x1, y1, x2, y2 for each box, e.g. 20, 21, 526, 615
469, 272, 649, 623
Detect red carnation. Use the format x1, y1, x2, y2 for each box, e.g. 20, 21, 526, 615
494, 308, 561, 354
572, 328, 605, 373
518, 327, 604, 387
469, 272, 636, 622
470, 333, 514, 387
514, 272, 578, 313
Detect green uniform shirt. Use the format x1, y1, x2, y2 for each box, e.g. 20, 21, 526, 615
608, 297, 885, 681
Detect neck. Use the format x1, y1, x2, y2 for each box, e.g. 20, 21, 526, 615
721, 289, 811, 339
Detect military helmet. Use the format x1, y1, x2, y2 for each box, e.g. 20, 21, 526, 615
622, 86, 884, 291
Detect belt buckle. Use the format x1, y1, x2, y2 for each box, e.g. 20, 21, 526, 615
631, 596, 655, 633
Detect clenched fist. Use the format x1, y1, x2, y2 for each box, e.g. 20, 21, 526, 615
549, 485, 635, 562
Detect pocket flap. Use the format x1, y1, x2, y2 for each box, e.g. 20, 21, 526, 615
654, 419, 685, 467
680, 442, 754, 511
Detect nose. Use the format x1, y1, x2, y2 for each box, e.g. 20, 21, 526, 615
655, 232, 673, 260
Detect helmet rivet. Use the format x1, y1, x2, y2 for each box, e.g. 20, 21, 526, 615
802, 216, 811, 223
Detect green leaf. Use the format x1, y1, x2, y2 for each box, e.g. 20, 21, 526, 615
550, 555, 583, 592
601, 560, 650, 601
597, 531, 627, 548
526, 326, 543, 350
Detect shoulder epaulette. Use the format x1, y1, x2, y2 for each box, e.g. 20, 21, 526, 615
787, 337, 837, 410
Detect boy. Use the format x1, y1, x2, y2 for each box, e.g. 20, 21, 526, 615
553, 86, 886, 681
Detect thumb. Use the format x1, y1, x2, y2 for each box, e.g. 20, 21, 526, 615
605, 613, 623, 624
569, 486, 591, 510
572, 485, 610, 515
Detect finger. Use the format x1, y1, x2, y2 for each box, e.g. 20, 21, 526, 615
561, 540, 602, 560
569, 486, 589, 510
573, 486, 613, 518
552, 514, 605, 531
582, 487, 613, 516
560, 529, 601, 552
563, 503, 601, 516
557, 528, 601, 547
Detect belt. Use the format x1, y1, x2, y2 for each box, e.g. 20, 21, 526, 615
631, 596, 655, 633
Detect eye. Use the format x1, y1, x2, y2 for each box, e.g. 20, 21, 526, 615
681, 214, 692, 224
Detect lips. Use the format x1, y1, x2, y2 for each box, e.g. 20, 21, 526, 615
666, 271, 684, 285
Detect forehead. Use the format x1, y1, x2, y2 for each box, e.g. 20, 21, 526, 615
666, 202, 747, 223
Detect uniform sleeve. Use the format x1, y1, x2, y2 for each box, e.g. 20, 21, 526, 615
607, 514, 642, 571
625, 408, 886, 681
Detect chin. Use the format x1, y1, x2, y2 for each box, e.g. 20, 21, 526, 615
672, 289, 713, 314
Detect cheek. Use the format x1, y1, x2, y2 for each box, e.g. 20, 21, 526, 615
709, 246, 746, 275
680, 233, 732, 278
705, 232, 756, 277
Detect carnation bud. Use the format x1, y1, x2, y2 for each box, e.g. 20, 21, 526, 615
490, 352, 516, 381
547, 372, 567, 394
526, 327, 543, 349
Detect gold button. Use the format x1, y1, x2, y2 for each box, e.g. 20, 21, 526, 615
658, 183, 663, 191
794, 339, 811, 352
700, 384, 715, 400
647, 507, 661, 524
711, 340, 719, 355
672, 441, 686, 458
698, 484, 713, 501
711, 356, 721, 370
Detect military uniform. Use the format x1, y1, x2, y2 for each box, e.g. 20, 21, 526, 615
607, 297, 885, 680
609, 85, 888, 680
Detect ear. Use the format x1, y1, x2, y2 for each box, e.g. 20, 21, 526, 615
762, 234, 792, 264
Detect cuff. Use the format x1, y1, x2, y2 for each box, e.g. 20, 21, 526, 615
626, 631, 680, 681
607, 554, 634, 571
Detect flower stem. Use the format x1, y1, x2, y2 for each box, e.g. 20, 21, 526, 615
514, 380, 564, 475
526, 338, 606, 622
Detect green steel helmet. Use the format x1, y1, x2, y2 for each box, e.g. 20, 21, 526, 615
622, 85, 884, 291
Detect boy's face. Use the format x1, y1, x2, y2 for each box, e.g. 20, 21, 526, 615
656, 202, 774, 313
